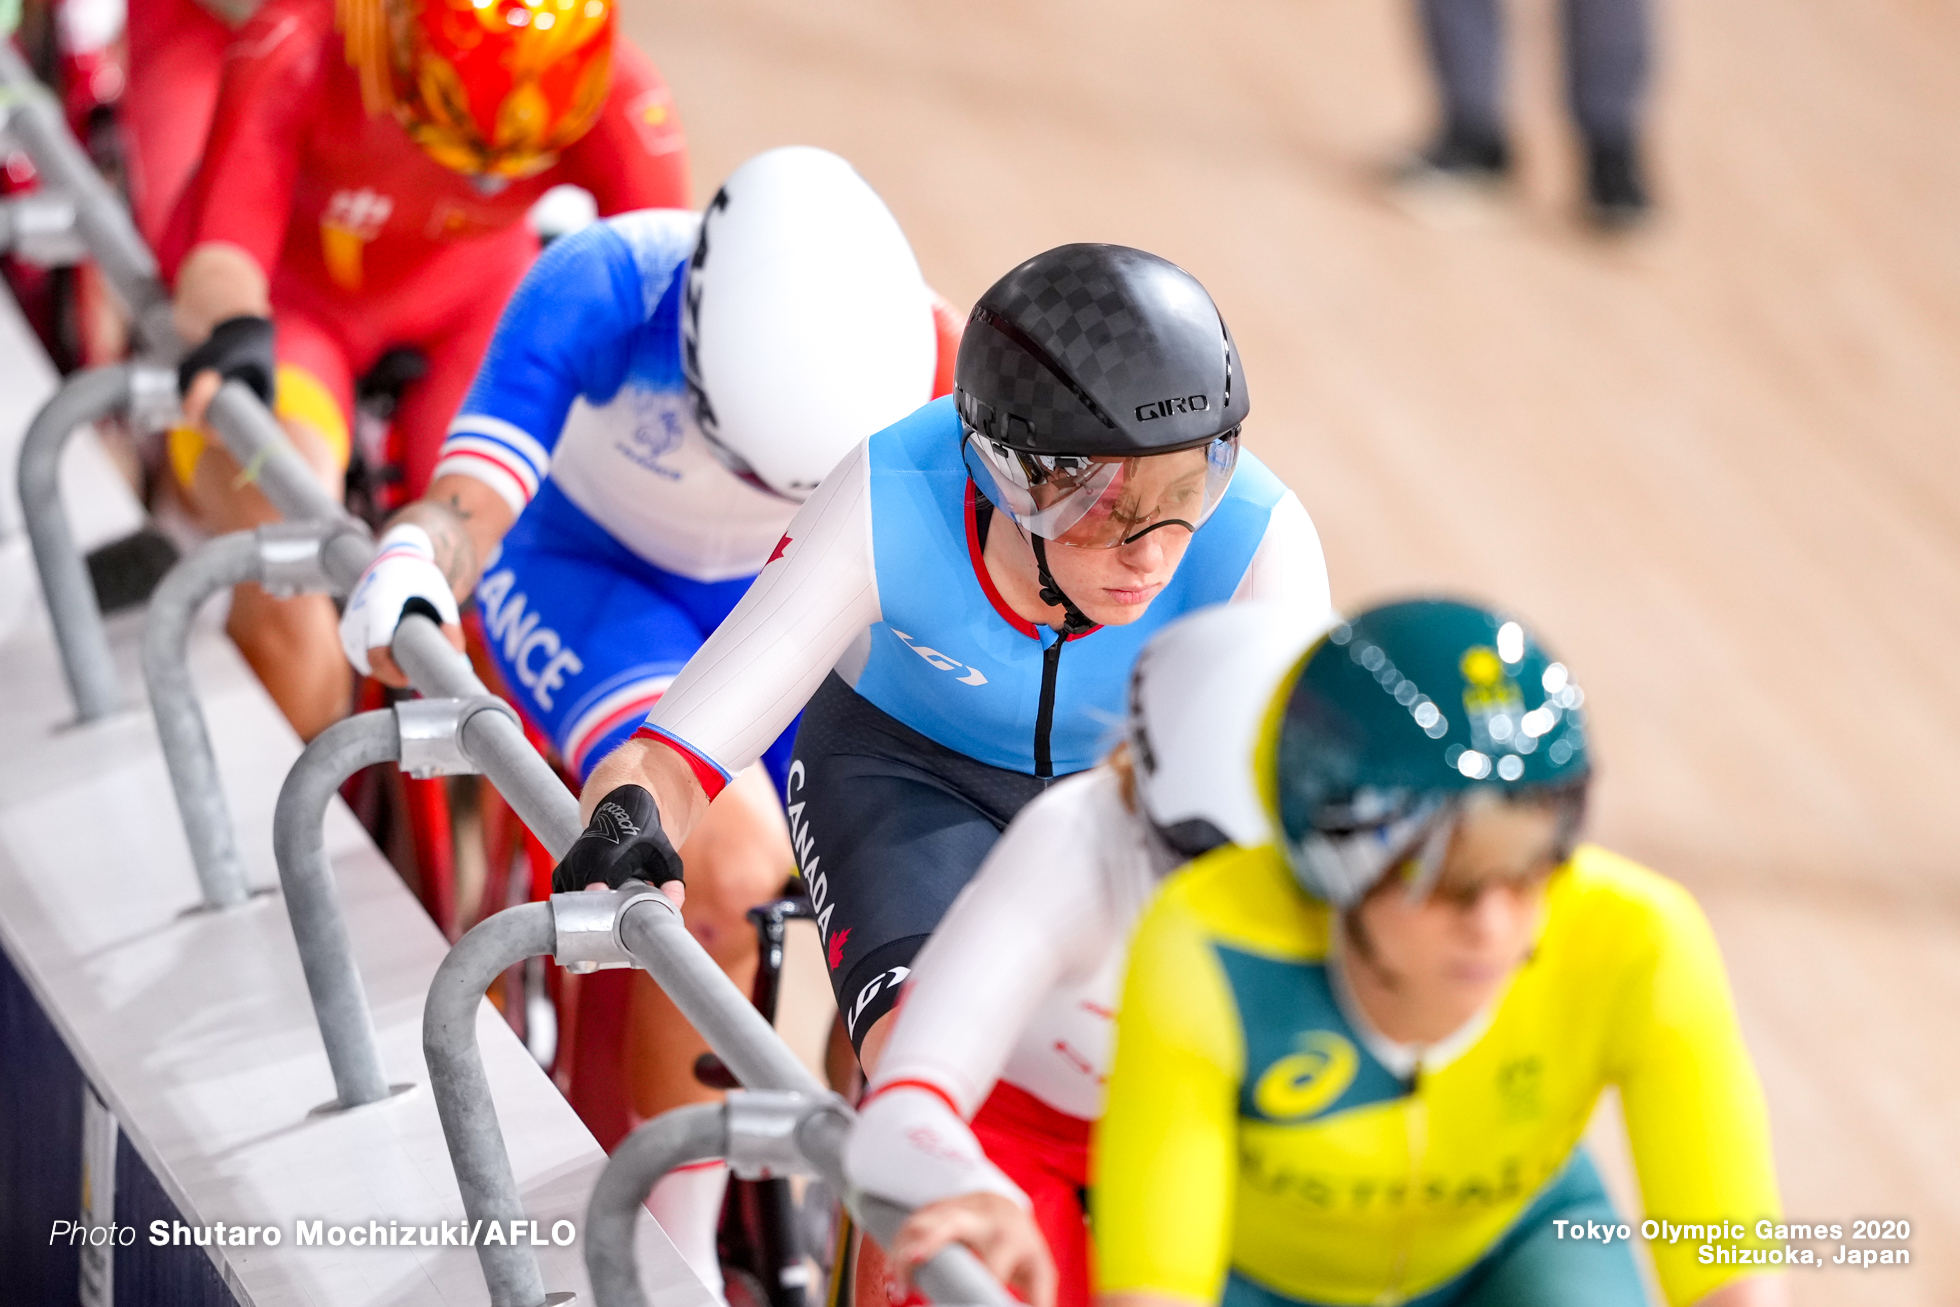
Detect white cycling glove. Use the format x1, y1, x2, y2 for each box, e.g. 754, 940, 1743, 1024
338, 523, 460, 675
844, 1084, 1030, 1211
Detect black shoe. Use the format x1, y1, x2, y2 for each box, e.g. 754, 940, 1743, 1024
1395, 121, 1510, 184
1585, 140, 1651, 230
85, 527, 180, 614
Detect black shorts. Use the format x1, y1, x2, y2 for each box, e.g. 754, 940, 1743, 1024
787, 673, 1049, 1053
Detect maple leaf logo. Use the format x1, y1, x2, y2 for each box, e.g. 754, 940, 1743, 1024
826, 927, 850, 971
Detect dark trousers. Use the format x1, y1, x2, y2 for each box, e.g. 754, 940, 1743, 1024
1419, 0, 1650, 148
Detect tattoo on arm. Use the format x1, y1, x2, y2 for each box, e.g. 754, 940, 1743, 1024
392, 496, 480, 598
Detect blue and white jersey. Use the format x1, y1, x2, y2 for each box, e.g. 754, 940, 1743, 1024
639, 396, 1334, 784
434, 211, 795, 582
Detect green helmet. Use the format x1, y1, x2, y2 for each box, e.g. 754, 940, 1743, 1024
1263, 598, 1591, 906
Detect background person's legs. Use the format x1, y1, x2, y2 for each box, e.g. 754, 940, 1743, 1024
1562, 0, 1654, 223
172, 311, 357, 741
1415, 0, 1510, 171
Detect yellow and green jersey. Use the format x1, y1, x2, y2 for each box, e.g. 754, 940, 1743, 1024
1092, 843, 1780, 1307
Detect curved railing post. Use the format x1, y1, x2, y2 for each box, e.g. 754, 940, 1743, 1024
426, 879, 1018, 1307
424, 901, 565, 1307
583, 1105, 727, 1307
585, 1092, 1015, 1307
275, 710, 403, 1108
0, 42, 182, 358
276, 695, 517, 1109
144, 520, 367, 908
16, 365, 152, 721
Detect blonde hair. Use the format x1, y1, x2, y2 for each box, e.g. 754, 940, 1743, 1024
1105, 739, 1140, 814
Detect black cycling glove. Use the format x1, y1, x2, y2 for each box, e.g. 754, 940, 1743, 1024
551, 784, 685, 894
177, 314, 277, 405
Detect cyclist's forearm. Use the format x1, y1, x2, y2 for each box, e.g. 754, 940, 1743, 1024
388, 474, 515, 602
172, 242, 271, 344
580, 735, 710, 848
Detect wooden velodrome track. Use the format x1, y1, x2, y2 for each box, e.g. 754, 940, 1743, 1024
623, 0, 1960, 1302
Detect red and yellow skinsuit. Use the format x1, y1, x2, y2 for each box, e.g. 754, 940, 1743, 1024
158, 0, 689, 494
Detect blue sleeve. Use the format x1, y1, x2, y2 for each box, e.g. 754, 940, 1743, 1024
451, 222, 650, 467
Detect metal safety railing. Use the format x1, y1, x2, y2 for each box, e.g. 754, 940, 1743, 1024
586, 1094, 1010, 1307
0, 41, 182, 358
145, 520, 367, 907
274, 692, 519, 1108
4, 57, 1011, 1307
16, 363, 181, 721
432, 885, 1015, 1307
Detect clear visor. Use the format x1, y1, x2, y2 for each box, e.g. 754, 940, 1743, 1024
961, 428, 1241, 549
1292, 787, 1584, 909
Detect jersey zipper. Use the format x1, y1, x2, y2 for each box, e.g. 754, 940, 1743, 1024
1034, 632, 1065, 779
1387, 1069, 1427, 1305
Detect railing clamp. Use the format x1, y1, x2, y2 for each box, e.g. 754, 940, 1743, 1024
0, 191, 86, 266
393, 695, 518, 779
127, 362, 183, 435
253, 520, 362, 598
551, 882, 665, 975
726, 1090, 844, 1181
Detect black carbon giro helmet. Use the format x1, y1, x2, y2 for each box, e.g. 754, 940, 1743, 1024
955, 245, 1249, 628
954, 243, 1246, 456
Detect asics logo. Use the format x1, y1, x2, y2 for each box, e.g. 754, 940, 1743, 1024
891, 630, 987, 685
1135, 394, 1210, 422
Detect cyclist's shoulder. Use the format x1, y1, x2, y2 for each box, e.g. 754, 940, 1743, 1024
503, 212, 696, 342
606, 33, 664, 90
864, 395, 961, 471
1224, 445, 1287, 509
1544, 843, 1715, 959
1152, 843, 1330, 963
592, 208, 701, 286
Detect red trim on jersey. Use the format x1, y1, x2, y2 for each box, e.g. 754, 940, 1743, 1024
434, 446, 539, 501
629, 727, 729, 801
568, 692, 666, 776
669, 1157, 726, 1175
964, 481, 1038, 638
862, 1077, 966, 1121
929, 291, 964, 400
975, 1079, 1093, 1151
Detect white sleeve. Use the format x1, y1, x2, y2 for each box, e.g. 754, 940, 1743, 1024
844, 775, 1124, 1209
844, 1087, 1030, 1212
1233, 489, 1333, 621
640, 441, 882, 774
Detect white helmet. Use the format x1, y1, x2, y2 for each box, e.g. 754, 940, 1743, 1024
1127, 601, 1336, 856
682, 146, 938, 500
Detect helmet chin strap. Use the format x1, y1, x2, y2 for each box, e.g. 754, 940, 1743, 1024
1029, 533, 1098, 636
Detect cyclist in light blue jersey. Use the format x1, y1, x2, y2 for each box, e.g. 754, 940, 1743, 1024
552, 243, 1334, 1079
